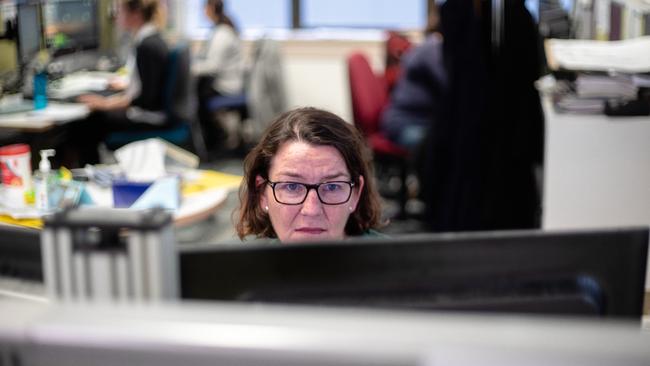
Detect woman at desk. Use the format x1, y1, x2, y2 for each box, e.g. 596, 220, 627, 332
236, 107, 384, 242
192, 0, 244, 148
68, 0, 169, 166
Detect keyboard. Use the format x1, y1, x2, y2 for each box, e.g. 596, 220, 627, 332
49, 88, 122, 103
48, 71, 116, 101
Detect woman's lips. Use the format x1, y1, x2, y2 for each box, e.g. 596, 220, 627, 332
295, 228, 326, 234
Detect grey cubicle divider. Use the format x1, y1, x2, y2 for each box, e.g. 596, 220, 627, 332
41, 207, 177, 302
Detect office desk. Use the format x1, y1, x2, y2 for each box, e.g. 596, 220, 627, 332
0, 70, 117, 132
0, 103, 89, 132
0, 170, 242, 229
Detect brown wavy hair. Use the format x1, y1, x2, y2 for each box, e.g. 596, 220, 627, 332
122, 0, 161, 24
207, 0, 237, 32
236, 107, 382, 240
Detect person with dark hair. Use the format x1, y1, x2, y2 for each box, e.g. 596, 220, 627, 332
192, 0, 243, 96
192, 0, 244, 148
380, 5, 446, 152
67, 0, 169, 166
236, 107, 384, 242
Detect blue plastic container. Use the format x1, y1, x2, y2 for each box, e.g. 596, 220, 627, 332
112, 181, 152, 208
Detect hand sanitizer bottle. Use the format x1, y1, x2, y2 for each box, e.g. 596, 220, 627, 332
35, 149, 56, 211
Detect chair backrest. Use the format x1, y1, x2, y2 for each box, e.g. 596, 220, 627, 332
247, 38, 287, 141
347, 52, 388, 136
164, 44, 193, 124
105, 44, 195, 150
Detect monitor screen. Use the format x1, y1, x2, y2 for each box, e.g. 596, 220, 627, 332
0, 225, 42, 281
42, 0, 99, 57
179, 228, 649, 319
16, 2, 43, 64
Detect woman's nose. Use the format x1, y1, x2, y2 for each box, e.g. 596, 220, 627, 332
300, 189, 323, 215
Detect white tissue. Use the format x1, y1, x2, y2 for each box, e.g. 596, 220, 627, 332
114, 138, 167, 182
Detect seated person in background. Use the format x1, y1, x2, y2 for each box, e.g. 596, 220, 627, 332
67, 0, 169, 166
236, 107, 384, 242
380, 8, 446, 153
192, 0, 244, 147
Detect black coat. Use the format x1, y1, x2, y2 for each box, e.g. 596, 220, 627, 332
422, 0, 544, 231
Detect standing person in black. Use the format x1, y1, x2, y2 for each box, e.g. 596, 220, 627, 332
421, 0, 544, 232
67, 0, 169, 166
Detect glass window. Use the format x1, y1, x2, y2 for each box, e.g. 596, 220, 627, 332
184, 0, 290, 38
301, 0, 426, 29
228, 0, 291, 30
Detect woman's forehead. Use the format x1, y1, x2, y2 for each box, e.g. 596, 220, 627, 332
268, 141, 350, 179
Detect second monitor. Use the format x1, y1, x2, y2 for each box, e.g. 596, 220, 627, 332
42, 0, 99, 57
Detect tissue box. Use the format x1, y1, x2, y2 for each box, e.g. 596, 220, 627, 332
112, 181, 152, 208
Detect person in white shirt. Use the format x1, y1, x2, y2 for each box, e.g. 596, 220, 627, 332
192, 0, 244, 148
68, 0, 169, 166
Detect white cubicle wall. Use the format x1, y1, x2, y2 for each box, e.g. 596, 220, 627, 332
244, 35, 387, 123
542, 98, 650, 230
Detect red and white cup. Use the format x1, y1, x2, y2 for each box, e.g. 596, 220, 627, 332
0, 144, 32, 209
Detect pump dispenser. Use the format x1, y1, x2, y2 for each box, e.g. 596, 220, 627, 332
35, 149, 55, 211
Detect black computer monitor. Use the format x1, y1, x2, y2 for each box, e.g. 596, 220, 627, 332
16, 2, 43, 65
42, 0, 99, 57
179, 228, 649, 319
0, 225, 42, 282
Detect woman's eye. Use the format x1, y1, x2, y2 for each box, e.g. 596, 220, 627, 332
282, 183, 301, 192
323, 183, 342, 192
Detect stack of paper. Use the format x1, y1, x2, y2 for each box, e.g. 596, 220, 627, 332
575, 75, 638, 99
545, 36, 650, 73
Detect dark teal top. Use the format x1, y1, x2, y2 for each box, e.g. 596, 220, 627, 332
362, 229, 388, 238
243, 229, 387, 243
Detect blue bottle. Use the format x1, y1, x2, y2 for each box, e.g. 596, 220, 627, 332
33, 71, 48, 110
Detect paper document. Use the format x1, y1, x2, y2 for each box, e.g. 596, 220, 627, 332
0, 215, 42, 229
575, 75, 638, 99
545, 36, 650, 73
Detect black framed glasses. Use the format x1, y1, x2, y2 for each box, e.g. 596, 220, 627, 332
267, 180, 355, 205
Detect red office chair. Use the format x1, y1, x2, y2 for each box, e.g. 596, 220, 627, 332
347, 52, 409, 218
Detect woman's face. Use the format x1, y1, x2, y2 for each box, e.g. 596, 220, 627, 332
258, 141, 364, 242
204, 3, 216, 22
117, 4, 140, 31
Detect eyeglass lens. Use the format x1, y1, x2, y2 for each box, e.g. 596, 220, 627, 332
272, 182, 352, 204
